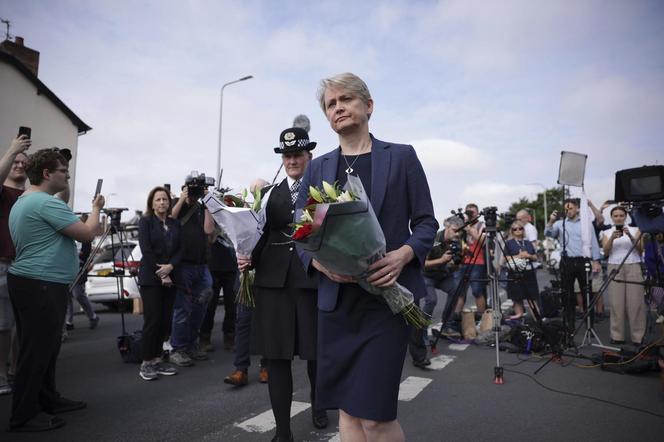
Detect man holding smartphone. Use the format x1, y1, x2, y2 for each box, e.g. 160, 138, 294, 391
0, 134, 31, 396
7, 148, 105, 432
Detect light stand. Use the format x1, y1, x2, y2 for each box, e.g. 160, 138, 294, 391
556, 151, 588, 348
578, 260, 609, 349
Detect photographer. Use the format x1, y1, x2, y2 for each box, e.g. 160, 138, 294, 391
422, 217, 464, 319
168, 180, 216, 367
410, 216, 463, 367
455, 203, 487, 314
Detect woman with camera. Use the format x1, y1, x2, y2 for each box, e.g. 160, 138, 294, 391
137, 186, 181, 380
502, 220, 540, 319
600, 206, 645, 346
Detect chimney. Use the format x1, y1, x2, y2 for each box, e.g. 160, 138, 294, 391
0, 35, 40, 76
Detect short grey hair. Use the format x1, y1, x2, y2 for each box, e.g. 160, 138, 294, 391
443, 216, 464, 230
316, 72, 372, 112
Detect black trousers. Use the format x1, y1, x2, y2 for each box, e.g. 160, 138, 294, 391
140, 284, 176, 361
200, 270, 237, 336
560, 256, 590, 335
7, 273, 68, 426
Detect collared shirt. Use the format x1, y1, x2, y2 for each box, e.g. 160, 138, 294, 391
286, 175, 300, 189
545, 217, 600, 260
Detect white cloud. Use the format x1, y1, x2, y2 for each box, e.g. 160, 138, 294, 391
411, 138, 489, 172
459, 182, 549, 212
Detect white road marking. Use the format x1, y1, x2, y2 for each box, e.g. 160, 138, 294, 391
448, 343, 469, 351
427, 354, 456, 370
398, 376, 432, 402
235, 401, 311, 433
328, 433, 341, 442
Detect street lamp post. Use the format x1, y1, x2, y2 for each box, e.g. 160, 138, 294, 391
527, 183, 548, 227
216, 75, 253, 182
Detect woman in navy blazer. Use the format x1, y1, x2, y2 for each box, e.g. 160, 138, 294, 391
137, 186, 181, 380
297, 73, 438, 441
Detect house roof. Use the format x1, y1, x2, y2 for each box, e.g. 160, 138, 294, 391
0, 50, 92, 134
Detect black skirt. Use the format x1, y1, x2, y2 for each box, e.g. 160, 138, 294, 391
316, 283, 410, 422
251, 286, 318, 360
507, 269, 539, 302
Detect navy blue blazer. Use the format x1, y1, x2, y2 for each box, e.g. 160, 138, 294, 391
296, 135, 439, 312
138, 215, 182, 287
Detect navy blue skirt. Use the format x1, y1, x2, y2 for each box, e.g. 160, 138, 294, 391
316, 283, 410, 421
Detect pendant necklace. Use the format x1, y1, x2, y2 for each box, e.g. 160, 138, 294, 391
342, 154, 361, 174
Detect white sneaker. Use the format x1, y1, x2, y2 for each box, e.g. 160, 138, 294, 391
0, 375, 13, 395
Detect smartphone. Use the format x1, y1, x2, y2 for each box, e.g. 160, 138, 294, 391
18, 126, 31, 139
615, 224, 623, 235
94, 179, 103, 199
164, 183, 171, 192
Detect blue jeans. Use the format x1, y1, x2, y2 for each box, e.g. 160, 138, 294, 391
171, 264, 213, 351
423, 275, 460, 316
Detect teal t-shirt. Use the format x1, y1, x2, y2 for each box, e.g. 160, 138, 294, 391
9, 192, 80, 284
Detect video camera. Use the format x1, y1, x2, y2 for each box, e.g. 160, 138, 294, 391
102, 207, 128, 231
185, 170, 215, 200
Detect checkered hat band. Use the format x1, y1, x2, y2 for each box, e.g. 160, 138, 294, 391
280, 139, 310, 148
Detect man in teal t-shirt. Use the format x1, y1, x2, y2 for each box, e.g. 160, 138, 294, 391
9, 192, 80, 283
6, 148, 104, 433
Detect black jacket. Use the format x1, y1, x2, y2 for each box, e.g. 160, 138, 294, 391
138, 215, 181, 286
252, 179, 317, 289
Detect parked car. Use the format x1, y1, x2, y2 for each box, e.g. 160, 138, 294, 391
85, 240, 142, 311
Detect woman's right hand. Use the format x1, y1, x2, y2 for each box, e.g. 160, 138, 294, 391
549, 210, 558, 224
312, 259, 356, 284
237, 255, 251, 272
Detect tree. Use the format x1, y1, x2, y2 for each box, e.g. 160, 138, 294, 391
507, 187, 565, 238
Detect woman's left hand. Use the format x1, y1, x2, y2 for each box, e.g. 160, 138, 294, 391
156, 263, 173, 279
366, 245, 414, 288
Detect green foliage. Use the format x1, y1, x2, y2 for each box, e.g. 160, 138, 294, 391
507, 187, 565, 237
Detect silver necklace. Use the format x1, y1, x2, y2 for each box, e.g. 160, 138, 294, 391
342, 154, 361, 174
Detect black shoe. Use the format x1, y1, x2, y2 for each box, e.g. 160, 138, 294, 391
595, 313, 605, 323
312, 408, 329, 429
65, 323, 74, 331
9, 412, 65, 432
271, 434, 294, 442
43, 396, 87, 414
610, 339, 625, 345
413, 358, 431, 369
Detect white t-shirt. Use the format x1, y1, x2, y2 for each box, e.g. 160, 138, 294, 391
524, 222, 538, 243
600, 226, 641, 265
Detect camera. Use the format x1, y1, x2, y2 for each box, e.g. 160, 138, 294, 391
482, 206, 498, 230
500, 212, 516, 229
444, 239, 463, 266
185, 171, 215, 200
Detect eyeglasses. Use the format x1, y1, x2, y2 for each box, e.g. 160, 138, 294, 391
511, 227, 524, 231
51, 168, 69, 174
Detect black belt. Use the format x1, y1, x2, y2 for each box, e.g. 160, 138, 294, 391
562, 256, 589, 261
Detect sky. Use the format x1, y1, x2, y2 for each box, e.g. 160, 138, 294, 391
1, 0, 663, 223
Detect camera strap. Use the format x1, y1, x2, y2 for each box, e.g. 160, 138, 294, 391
180, 202, 200, 227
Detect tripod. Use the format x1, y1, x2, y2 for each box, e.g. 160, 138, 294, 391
71, 208, 134, 335
578, 260, 609, 349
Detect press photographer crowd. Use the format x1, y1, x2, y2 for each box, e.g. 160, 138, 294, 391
1, 73, 664, 440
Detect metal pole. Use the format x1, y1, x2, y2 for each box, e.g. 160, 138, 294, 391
216, 75, 254, 180
527, 182, 548, 230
